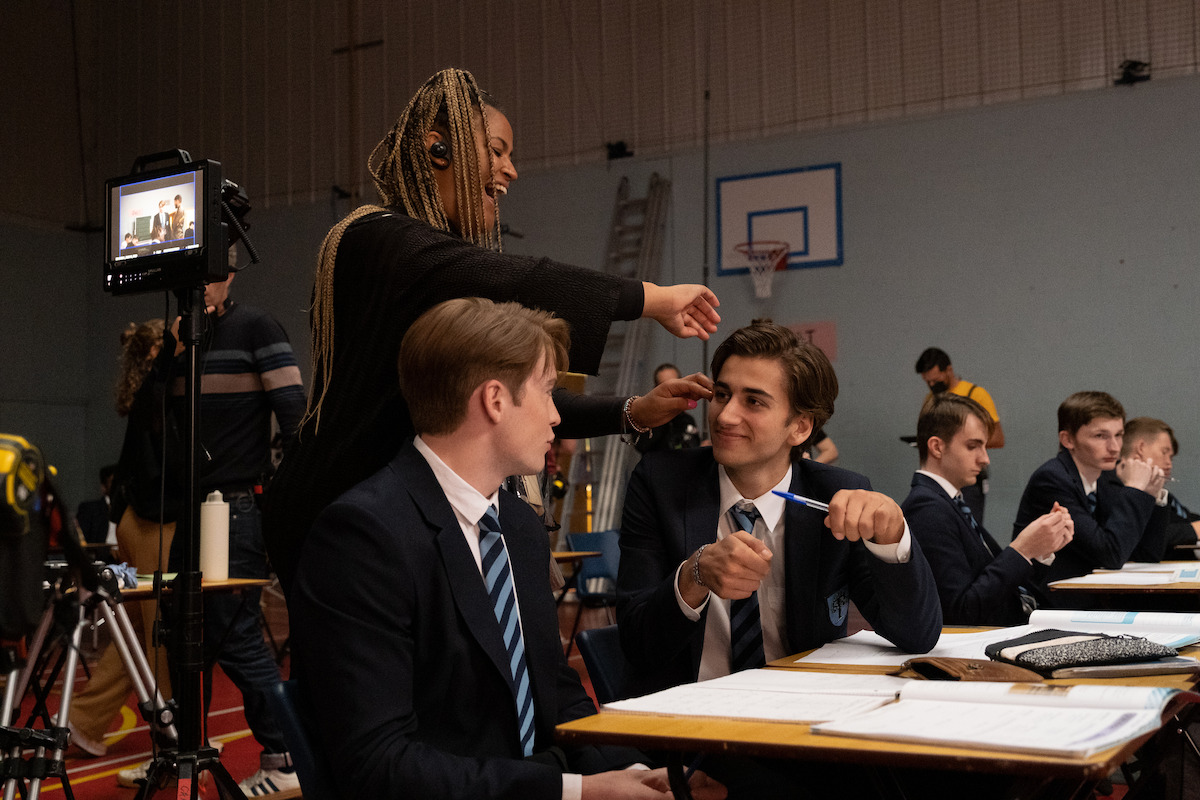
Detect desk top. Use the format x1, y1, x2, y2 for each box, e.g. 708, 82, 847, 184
552, 550, 601, 563
1049, 561, 1200, 594
121, 577, 272, 601
557, 708, 1143, 779
556, 630, 1200, 779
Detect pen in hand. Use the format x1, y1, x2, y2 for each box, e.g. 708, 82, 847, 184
771, 490, 829, 512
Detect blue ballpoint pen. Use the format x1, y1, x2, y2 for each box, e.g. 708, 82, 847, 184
771, 489, 829, 512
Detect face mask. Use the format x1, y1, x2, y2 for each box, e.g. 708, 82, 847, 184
929, 381, 950, 394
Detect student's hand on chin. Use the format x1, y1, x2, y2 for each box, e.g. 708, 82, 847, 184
1116, 456, 1154, 491
825, 489, 905, 545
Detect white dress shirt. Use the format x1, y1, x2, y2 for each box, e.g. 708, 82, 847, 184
674, 465, 910, 681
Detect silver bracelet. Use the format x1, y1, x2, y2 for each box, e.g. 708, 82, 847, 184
691, 544, 709, 588
623, 395, 650, 434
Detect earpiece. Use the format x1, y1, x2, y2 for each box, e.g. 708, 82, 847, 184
429, 140, 450, 169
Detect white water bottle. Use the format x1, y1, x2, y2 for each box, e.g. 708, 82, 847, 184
200, 490, 230, 581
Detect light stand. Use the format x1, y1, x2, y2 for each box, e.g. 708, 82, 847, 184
135, 284, 242, 800
102, 149, 255, 799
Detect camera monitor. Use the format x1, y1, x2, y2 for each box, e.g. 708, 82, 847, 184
104, 159, 226, 295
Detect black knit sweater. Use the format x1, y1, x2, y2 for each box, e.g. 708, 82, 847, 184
264, 210, 641, 592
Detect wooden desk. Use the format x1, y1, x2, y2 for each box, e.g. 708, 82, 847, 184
557, 631, 1200, 799
553, 550, 601, 564
1048, 563, 1200, 611
120, 577, 272, 601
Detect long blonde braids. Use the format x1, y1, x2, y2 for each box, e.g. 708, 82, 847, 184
304, 67, 500, 432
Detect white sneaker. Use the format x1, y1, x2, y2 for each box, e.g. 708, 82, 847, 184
116, 759, 150, 788
238, 767, 301, 796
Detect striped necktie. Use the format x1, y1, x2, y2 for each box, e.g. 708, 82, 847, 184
479, 505, 536, 756
728, 502, 765, 672
954, 493, 993, 556
1169, 494, 1189, 520
1086, 491, 1097, 514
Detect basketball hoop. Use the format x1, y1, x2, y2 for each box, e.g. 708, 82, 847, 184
735, 241, 789, 299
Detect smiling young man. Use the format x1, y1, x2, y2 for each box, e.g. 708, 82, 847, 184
289, 298, 723, 800
616, 320, 940, 797
902, 394, 1073, 625
618, 320, 940, 681
1013, 391, 1170, 601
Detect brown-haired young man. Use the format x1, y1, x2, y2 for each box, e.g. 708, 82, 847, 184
1122, 417, 1200, 556
617, 319, 941, 795
289, 298, 723, 800
1013, 391, 1170, 602
902, 394, 1073, 625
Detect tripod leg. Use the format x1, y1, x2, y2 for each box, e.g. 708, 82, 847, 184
132, 746, 247, 800
97, 598, 178, 742
1, 666, 22, 800
7, 605, 56, 723
25, 600, 87, 800
134, 751, 177, 800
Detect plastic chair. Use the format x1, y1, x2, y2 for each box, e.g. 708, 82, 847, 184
265, 679, 336, 799
575, 623, 661, 705
563, 530, 621, 655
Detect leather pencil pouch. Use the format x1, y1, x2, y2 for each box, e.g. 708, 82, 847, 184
984, 628, 1175, 675
892, 657, 1043, 682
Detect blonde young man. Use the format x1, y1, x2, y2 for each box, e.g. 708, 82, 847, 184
289, 299, 723, 800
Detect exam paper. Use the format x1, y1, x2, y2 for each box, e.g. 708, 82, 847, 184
1050, 572, 1179, 586
792, 628, 1016, 667
812, 700, 1162, 757
603, 671, 907, 723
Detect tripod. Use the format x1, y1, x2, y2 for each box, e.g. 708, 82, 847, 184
1, 566, 81, 800
2, 561, 184, 800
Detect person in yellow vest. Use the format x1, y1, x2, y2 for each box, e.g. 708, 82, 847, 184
915, 347, 1003, 523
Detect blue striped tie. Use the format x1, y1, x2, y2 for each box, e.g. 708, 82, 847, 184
1086, 491, 1097, 515
1169, 494, 1188, 520
728, 502, 765, 672
954, 493, 993, 556
479, 505, 536, 756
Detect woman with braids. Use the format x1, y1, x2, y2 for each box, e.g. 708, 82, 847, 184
68, 320, 181, 757
264, 67, 720, 593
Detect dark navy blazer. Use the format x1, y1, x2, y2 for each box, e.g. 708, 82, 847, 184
903, 472, 1036, 626
1013, 449, 1168, 605
290, 442, 631, 800
616, 448, 942, 695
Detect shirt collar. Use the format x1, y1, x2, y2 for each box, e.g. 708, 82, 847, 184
717, 464, 792, 531
413, 435, 500, 528
916, 469, 960, 500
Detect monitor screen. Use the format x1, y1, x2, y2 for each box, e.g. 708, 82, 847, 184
104, 159, 224, 295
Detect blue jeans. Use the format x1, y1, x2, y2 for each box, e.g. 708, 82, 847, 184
206, 494, 286, 753
170, 494, 287, 754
